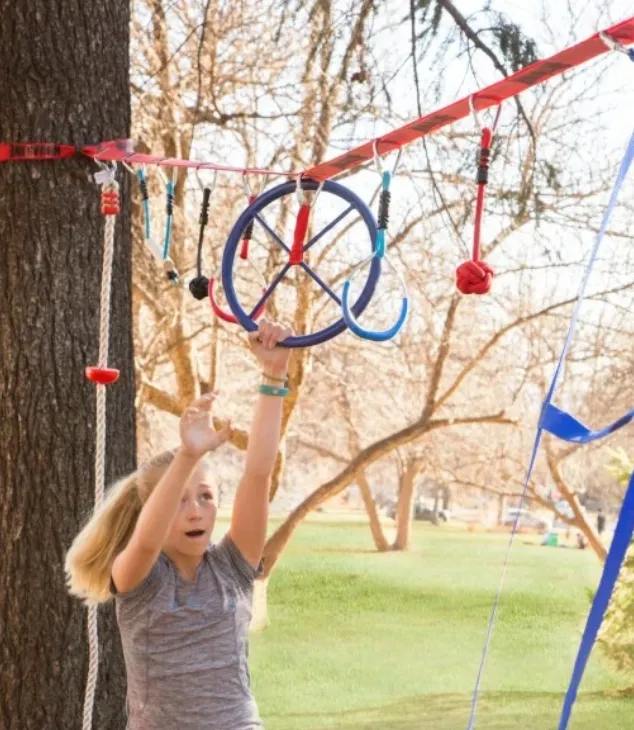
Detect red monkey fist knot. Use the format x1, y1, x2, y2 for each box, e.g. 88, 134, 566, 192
455, 260, 495, 295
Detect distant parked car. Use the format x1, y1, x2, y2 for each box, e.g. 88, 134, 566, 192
414, 505, 450, 523
386, 501, 450, 524
502, 508, 550, 531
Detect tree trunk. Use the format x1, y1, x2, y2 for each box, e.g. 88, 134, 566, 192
261, 418, 432, 577
0, 3, 132, 729
392, 459, 422, 551
432, 488, 441, 521
261, 412, 512, 578
546, 446, 607, 561
497, 493, 506, 526
357, 474, 391, 552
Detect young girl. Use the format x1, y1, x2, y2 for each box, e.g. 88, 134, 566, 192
65, 318, 293, 730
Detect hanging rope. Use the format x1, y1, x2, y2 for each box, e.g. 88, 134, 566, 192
289, 176, 323, 265
162, 175, 178, 284
83, 164, 121, 730
456, 99, 501, 295
189, 185, 213, 300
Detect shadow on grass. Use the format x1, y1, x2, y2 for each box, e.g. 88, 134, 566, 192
263, 690, 632, 730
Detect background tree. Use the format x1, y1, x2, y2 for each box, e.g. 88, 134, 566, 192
0, 1, 133, 728
123, 0, 634, 631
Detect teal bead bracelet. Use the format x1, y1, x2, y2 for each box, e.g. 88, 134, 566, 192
259, 383, 289, 397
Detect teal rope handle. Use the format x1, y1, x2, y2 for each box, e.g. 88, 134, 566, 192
163, 179, 175, 260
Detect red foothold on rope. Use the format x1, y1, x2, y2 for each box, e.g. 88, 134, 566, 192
85, 367, 120, 385
101, 189, 120, 216
456, 260, 495, 295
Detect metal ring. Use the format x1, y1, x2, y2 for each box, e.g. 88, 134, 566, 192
310, 179, 325, 208
200, 168, 218, 194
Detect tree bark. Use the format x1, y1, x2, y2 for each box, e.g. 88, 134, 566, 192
0, 2, 132, 729
357, 474, 391, 552
392, 459, 422, 551
497, 493, 506, 526
261, 413, 513, 577
546, 445, 607, 561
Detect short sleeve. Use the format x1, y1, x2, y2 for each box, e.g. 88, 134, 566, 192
209, 533, 263, 590
110, 554, 168, 607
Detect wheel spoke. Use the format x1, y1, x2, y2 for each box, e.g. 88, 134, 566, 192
248, 264, 291, 319
253, 213, 290, 254
303, 204, 355, 254
300, 262, 341, 305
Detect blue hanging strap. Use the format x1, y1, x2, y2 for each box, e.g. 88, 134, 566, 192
163, 178, 175, 259
466, 127, 634, 730
542, 403, 634, 443
544, 406, 634, 730
341, 146, 409, 342
556, 473, 634, 730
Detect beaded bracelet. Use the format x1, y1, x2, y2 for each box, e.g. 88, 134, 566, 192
262, 371, 287, 383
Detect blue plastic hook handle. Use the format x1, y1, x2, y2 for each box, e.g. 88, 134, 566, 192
340, 167, 408, 342
341, 275, 409, 341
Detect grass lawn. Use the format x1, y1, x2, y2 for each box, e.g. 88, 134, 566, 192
239, 518, 633, 729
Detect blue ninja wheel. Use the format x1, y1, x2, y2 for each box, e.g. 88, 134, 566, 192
220, 177, 380, 348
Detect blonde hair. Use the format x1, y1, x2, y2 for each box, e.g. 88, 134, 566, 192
65, 449, 176, 605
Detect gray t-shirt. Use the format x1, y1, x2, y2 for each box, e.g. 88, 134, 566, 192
112, 534, 263, 730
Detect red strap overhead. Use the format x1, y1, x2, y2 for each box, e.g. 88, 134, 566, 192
3, 20, 632, 182
83, 139, 295, 178
304, 18, 634, 181
81, 20, 634, 179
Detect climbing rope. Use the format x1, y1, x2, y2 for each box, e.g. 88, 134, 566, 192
455, 96, 501, 295
188, 180, 215, 300
83, 164, 121, 730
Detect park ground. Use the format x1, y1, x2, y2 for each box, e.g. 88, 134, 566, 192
221, 516, 634, 729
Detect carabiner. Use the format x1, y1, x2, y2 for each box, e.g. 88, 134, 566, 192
469, 95, 502, 134
599, 32, 634, 59
373, 139, 402, 178
295, 175, 325, 207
